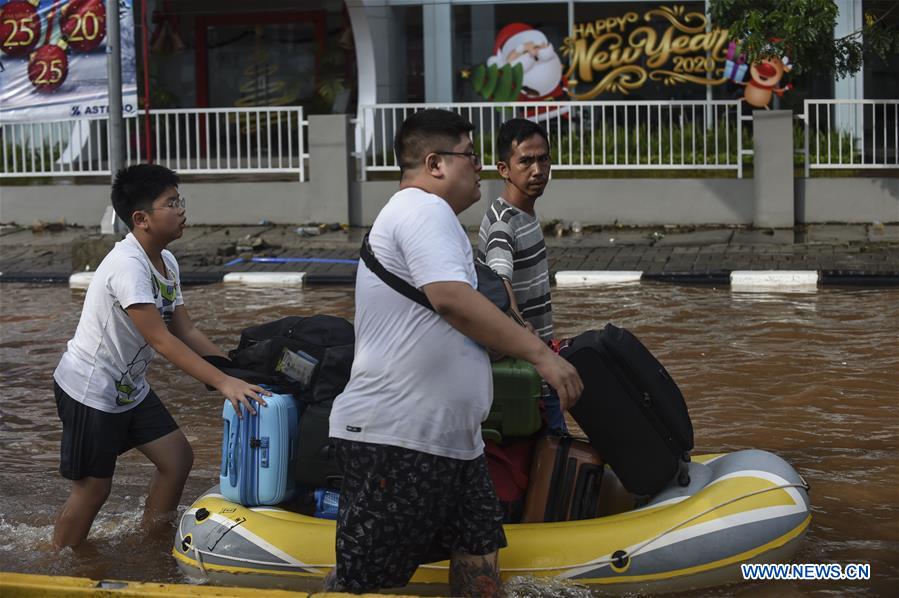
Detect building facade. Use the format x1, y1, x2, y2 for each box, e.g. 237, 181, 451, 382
140, 0, 896, 116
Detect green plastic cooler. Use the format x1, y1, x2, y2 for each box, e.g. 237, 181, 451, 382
483, 358, 543, 441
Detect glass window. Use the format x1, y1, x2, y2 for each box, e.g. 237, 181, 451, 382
207, 23, 319, 109
403, 6, 425, 102
863, 0, 899, 99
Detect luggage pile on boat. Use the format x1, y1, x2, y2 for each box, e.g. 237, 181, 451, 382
175, 315, 811, 594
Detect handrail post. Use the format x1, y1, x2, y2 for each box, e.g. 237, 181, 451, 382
359, 106, 367, 182
803, 100, 810, 179
736, 101, 743, 179
308, 114, 353, 224
298, 107, 306, 183
752, 109, 795, 229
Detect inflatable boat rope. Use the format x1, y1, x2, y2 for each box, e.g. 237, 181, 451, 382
183, 480, 809, 576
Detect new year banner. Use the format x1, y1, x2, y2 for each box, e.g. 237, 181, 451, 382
463, 5, 794, 109
0, 0, 137, 123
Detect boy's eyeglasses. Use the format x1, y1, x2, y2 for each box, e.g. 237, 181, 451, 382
434, 151, 481, 167
146, 196, 186, 211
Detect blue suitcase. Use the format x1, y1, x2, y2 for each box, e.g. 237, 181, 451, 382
220, 391, 299, 506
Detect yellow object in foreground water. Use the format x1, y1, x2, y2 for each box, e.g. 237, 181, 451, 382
173, 449, 810, 596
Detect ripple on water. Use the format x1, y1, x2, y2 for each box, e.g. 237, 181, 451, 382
0, 282, 897, 595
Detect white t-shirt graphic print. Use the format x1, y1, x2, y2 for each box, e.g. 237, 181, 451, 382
54, 233, 184, 413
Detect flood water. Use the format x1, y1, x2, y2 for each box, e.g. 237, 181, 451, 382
0, 282, 897, 596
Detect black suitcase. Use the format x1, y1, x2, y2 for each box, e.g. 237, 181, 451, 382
522, 435, 604, 523
560, 324, 693, 497
293, 399, 343, 490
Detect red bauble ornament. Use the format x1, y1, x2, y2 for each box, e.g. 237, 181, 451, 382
28, 41, 69, 93
0, 0, 42, 58
61, 0, 106, 53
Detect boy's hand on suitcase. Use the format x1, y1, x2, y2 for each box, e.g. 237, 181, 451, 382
534, 353, 583, 410
217, 376, 271, 417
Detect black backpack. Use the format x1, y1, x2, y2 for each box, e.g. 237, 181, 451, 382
227, 315, 355, 403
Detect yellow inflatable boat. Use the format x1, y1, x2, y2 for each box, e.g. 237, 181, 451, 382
173, 449, 810, 595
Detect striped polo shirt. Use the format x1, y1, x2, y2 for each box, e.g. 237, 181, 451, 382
477, 196, 553, 341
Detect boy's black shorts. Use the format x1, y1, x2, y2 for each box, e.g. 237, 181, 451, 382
328, 438, 507, 593
54, 381, 179, 480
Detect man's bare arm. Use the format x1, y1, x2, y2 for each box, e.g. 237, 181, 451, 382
422, 281, 582, 409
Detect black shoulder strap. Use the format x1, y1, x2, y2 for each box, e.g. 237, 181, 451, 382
359, 234, 435, 311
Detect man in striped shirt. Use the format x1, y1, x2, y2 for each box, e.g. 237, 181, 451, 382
477, 118, 567, 433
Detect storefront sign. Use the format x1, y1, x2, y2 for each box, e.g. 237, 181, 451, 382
0, 0, 137, 122
562, 4, 730, 99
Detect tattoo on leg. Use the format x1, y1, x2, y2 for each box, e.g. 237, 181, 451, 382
450, 552, 502, 597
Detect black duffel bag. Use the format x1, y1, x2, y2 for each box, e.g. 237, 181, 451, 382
228, 315, 354, 404
560, 323, 693, 497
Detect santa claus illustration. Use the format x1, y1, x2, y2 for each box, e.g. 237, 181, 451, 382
487, 23, 566, 101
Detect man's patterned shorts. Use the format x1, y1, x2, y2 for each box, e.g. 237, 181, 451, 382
328, 438, 508, 593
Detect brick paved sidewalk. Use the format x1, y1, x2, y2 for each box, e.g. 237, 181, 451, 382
2, 223, 898, 284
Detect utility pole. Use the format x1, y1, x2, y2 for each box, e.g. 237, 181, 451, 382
103, 0, 126, 234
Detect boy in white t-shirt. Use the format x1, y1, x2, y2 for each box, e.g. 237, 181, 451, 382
52, 164, 269, 549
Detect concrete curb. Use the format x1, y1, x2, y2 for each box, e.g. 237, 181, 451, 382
730, 271, 818, 291
554, 270, 899, 289
1, 269, 897, 289
556, 269, 825, 289
68, 271, 95, 290
223, 272, 305, 286
555, 271, 643, 286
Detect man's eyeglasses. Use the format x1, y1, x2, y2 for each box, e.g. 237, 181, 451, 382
146, 196, 186, 211
434, 151, 481, 167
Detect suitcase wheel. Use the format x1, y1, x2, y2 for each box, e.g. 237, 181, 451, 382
677, 468, 691, 487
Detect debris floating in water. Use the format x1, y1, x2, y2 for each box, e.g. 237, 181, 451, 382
502, 575, 593, 598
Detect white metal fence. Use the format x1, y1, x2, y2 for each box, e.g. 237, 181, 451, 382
358, 100, 747, 179
801, 99, 899, 176
1, 107, 308, 180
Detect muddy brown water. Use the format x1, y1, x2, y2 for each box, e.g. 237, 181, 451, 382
0, 282, 897, 596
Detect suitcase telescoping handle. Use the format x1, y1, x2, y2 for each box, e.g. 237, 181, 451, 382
221, 411, 241, 487
571, 463, 604, 520
238, 404, 258, 505
544, 436, 572, 522
220, 418, 229, 477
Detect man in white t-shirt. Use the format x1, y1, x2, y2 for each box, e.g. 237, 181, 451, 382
326, 109, 582, 596
52, 165, 269, 549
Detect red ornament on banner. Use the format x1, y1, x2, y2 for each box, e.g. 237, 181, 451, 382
28, 40, 69, 93
0, 0, 42, 58
60, 0, 106, 52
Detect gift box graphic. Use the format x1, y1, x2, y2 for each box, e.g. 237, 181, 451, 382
725, 60, 748, 82
725, 41, 748, 83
